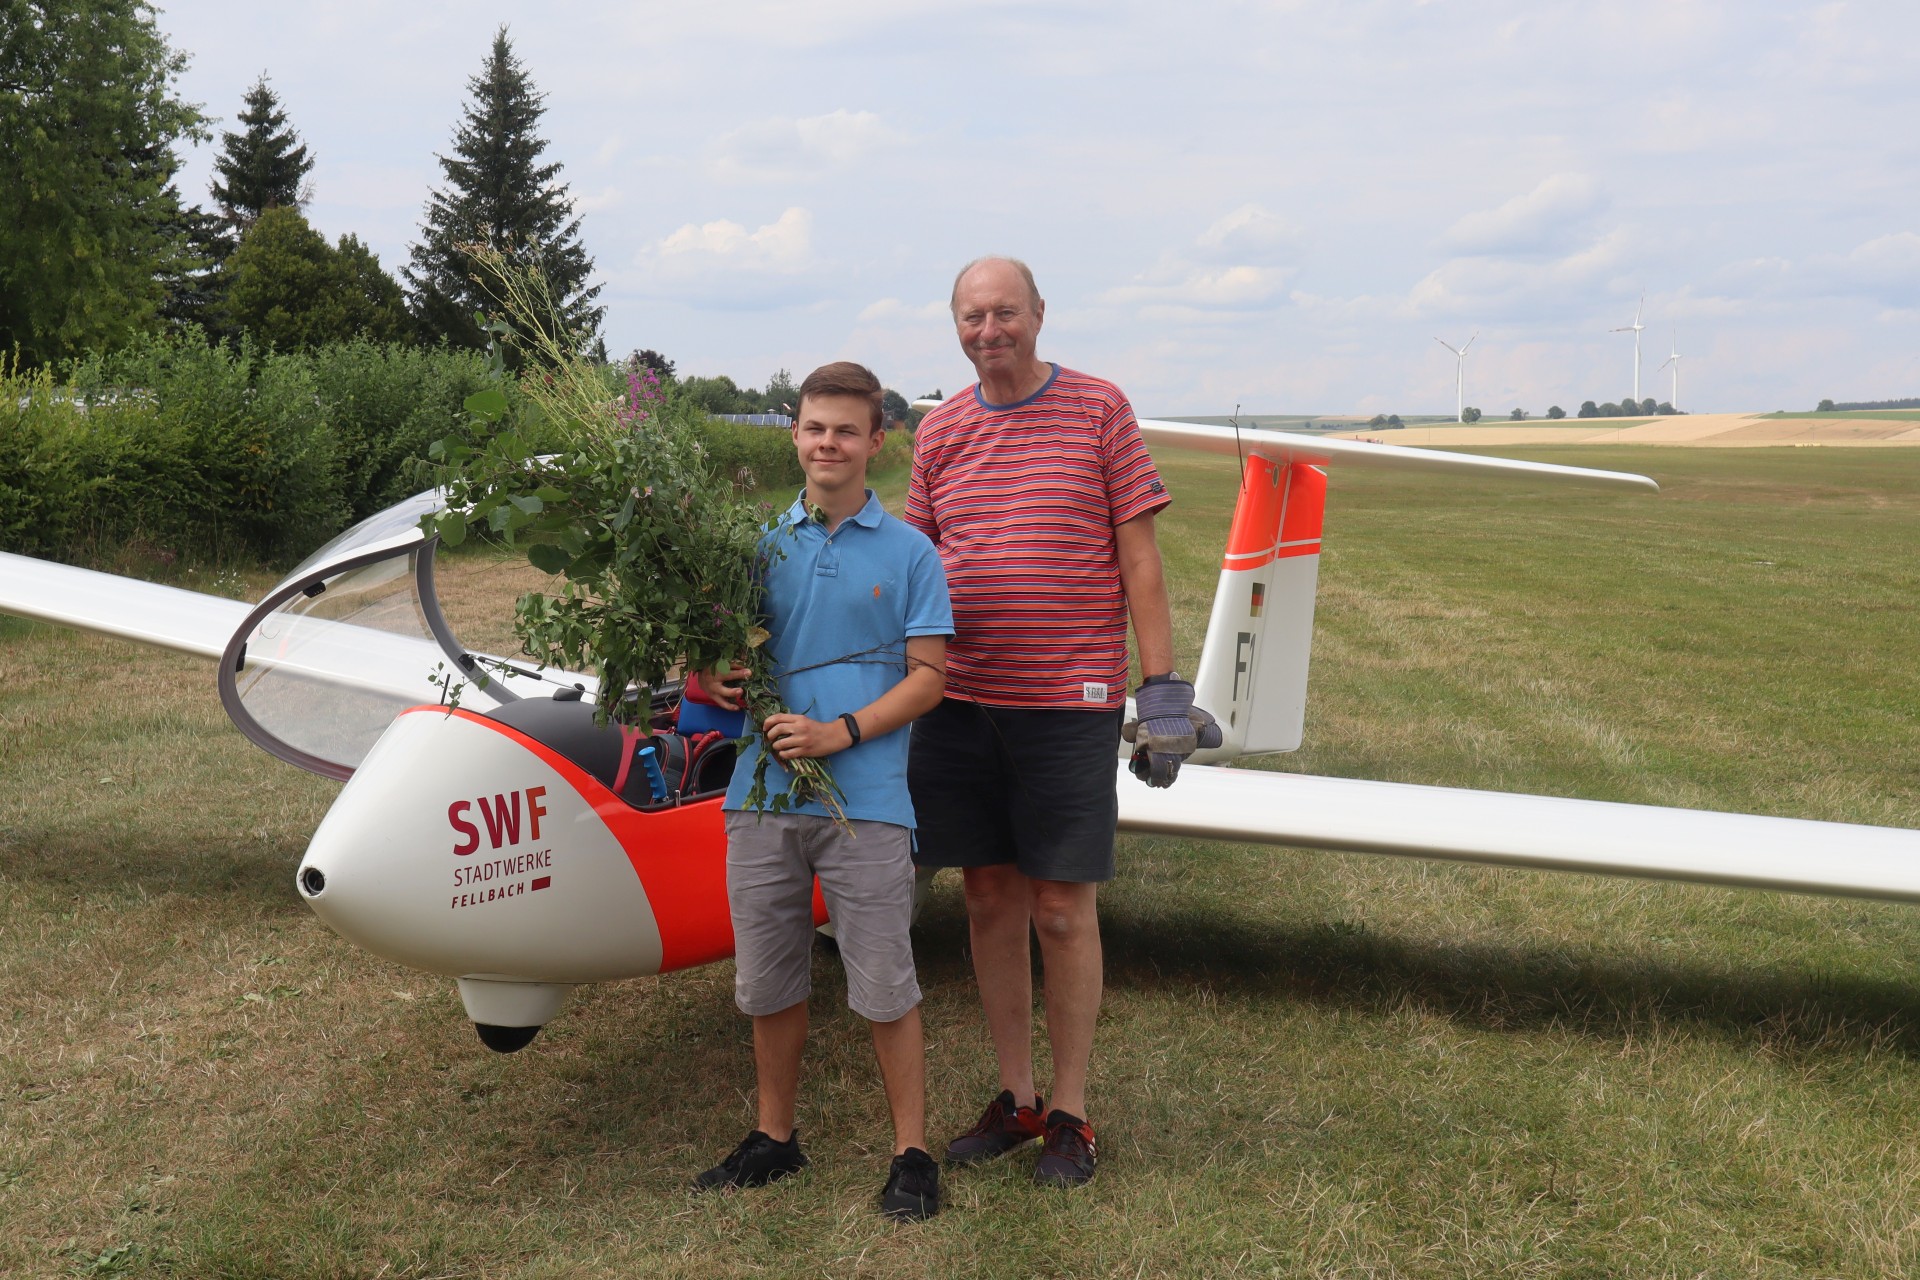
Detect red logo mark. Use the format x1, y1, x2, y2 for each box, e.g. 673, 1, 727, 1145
449, 786, 548, 856
531, 876, 552, 891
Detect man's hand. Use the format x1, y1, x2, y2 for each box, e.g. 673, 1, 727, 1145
761, 712, 852, 761
698, 663, 752, 711
1124, 675, 1222, 788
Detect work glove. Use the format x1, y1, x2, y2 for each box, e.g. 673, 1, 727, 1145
1123, 674, 1223, 788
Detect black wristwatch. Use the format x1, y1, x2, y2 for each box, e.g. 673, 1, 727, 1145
1140, 672, 1182, 686
839, 712, 862, 746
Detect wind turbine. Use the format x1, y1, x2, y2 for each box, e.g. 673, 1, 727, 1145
1434, 332, 1477, 423
1657, 333, 1681, 411
1612, 295, 1646, 403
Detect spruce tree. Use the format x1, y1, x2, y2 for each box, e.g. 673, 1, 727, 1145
405, 26, 602, 352
209, 74, 313, 232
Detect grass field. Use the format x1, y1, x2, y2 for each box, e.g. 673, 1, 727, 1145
3, 446, 1919, 1278
1762, 410, 1920, 421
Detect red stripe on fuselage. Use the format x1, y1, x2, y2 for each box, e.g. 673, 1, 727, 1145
431, 707, 824, 974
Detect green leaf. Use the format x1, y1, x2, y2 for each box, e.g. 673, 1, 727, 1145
464, 388, 509, 421
438, 516, 468, 548
508, 494, 544, 515
527, 543, 570, 575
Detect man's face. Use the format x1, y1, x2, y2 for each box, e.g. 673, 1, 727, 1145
791, 393, 883, 490
953, 261, 1043, 379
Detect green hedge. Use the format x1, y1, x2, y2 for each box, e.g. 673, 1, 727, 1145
2, 335, 510, 565
2, 335, 916, 569
689, 411, 913, 496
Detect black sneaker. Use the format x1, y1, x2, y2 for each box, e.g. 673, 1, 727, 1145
879, 1147, 941, 1221
692, 1129, 809, 1191
1033, 1110, 1096, 1187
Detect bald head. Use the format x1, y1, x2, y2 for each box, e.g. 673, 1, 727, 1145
950, 255, 1049, 398
950, 256, 1042, 314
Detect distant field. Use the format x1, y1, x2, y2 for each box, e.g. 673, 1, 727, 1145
1764, 409, 1920, 421
4, 447, 1919, 1277
1160, 414, 1458, 431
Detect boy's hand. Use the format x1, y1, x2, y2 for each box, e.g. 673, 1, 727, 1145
761, 712, 850, 761
698, 663, 752, 711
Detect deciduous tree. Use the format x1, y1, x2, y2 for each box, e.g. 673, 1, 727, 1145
405, 26, 601, 352
628, 348, 676, 380
0, 0, 208, 365
226, 207, 409, 349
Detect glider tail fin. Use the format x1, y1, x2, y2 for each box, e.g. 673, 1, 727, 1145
1190, 455, 1327, 762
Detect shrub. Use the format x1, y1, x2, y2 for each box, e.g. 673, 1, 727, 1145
66, 333, 344, 561
309, 339, 501, 519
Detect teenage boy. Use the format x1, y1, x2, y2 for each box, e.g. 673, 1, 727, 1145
693, 361, 953, 1222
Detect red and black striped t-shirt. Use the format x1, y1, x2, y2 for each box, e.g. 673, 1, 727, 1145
905, 365, 1170, 709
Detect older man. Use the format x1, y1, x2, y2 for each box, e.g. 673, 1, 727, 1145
905, 256, 1201, 1187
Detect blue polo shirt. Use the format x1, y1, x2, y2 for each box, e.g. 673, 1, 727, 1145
723, 489, 953, 828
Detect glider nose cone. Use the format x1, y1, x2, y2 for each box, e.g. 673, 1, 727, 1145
294, 705, 666, 983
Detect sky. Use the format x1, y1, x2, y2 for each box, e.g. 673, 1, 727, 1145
151, 0, 1920, 417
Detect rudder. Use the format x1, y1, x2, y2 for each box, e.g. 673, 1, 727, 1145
1190, 455, 1326, 760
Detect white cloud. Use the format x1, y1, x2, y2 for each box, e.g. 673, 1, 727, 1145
626, 207, 822, 308
1800, 232, 1920, 308
1101, 204, 1298, 314
708, 110, 906, 183
651, 207, 815, 273
1441, 174, 1607, 257
1194, 204, 1298, 263
1709, 233, 1920, 310
1105, 265, 1294, 311
1403, 228, 1637, 322
573, 186, 622, 214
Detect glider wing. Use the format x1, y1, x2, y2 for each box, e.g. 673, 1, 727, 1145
1119, 763, 1920, 902
0, 551, 250, 658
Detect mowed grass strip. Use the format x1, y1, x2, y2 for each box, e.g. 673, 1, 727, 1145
2, 446, 1918, 1278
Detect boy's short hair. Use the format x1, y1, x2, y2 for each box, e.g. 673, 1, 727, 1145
798, 361, 885, 434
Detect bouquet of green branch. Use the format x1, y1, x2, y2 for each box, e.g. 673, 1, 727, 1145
421, 244, 843, 821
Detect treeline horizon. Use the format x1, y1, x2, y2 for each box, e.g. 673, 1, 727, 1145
1816, 397, 1920, 412
6, 9, 880, 408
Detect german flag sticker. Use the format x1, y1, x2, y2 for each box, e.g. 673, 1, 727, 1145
1250, 582, 1265, 617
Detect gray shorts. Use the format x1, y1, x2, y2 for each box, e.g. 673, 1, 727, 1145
724, 811, 922, 1023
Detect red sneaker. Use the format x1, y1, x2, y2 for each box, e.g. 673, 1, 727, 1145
1033, 1110, 1097, 1187
944, 1090, 1046, 1165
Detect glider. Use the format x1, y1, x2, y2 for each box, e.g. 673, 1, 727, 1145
3, 423, 1915, 1051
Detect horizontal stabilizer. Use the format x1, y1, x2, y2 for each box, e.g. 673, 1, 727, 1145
1137, 420, 1659, 491
1119, 763, 1920, 903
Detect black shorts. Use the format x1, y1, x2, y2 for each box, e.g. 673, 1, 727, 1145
908, 698, 1123, 883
